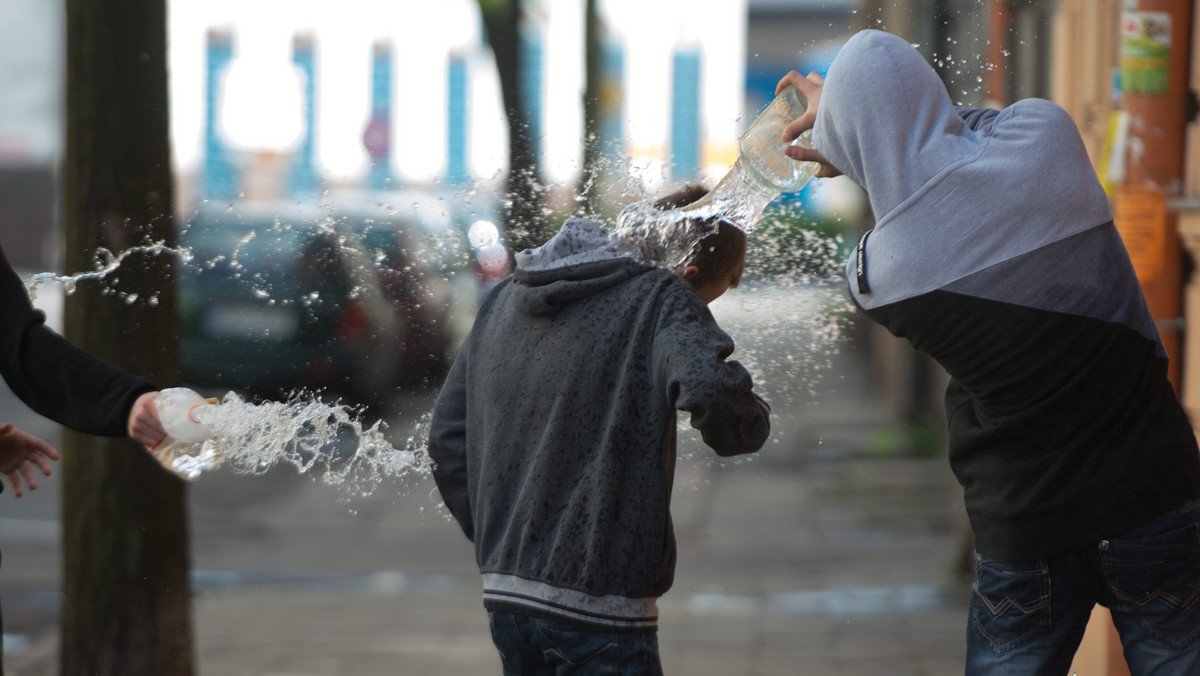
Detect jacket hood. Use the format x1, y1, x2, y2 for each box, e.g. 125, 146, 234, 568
813, 29, 977, 221
511, 218, 649, 317
820, 30, 1112, 313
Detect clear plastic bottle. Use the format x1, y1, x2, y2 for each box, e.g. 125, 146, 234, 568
151, 387, 222, 480
692, 85, 820, 230
612, 85, 821, 265
737, 85, 819, 192
637, 86, 818, 236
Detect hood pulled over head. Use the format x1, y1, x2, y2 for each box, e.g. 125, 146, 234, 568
813, 29, 975, 222
511, 217, 648, 318
820, 29, 1114, 319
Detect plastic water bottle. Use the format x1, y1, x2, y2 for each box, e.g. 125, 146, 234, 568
662, 85, 819, 234
151, 387, 222, 480
612, 85, 820, 265
737, 85, 820, 192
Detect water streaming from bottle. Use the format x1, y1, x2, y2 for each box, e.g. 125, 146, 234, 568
185, 390, 428, 493
22, 234, 431, 494
612, 85, 821, 268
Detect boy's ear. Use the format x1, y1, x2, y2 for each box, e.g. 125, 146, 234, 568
681, 265, 700, 282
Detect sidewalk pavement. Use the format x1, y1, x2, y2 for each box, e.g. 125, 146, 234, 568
4, 338, 973, 676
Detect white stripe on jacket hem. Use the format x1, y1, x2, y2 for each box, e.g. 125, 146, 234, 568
482, 573, 659, 630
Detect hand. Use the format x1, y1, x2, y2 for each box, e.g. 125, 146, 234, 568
128, 391, 167, 449
0, 422, 61, 497
775, 70, 844, 179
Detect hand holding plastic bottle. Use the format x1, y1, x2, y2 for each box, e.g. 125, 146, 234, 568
775, 70, 844, 179
150, 388, 223, 480
127, 391, 166, 448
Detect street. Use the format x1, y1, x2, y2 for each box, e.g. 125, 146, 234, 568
0, 282, 972, 675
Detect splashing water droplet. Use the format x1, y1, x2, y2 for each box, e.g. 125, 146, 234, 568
181, 391, 429, 494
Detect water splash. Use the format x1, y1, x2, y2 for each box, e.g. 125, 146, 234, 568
21, 178, 860, 496
189, 390, 429, 496
18, 231, 433, 497
612, 147, 819, 268
24, 241, 193, 300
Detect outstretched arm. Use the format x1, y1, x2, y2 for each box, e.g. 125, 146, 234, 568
0, 245, 157, 438
775, 70, 844, 179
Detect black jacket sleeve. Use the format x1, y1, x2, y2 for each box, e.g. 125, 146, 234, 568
655, 285, 771, 457
0, 245, 156, 436
427, 339, 474, 541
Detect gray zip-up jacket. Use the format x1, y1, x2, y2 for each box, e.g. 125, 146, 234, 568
819, 30, 1200, 560
428, 217, 770, 631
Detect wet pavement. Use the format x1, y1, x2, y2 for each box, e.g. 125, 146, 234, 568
0, 287, 973, 675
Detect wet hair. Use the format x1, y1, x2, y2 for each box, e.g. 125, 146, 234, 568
653, 184, 746, 289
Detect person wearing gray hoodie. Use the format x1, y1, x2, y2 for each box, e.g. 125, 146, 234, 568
778, 29, 1200, 675
428, 192, 771, 676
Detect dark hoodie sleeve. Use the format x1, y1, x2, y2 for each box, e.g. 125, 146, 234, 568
655, 284, 770, 456
0, 245, 155, 437
428, 340, 475, 541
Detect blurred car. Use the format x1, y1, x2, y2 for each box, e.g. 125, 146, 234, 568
177, 200, 479, 409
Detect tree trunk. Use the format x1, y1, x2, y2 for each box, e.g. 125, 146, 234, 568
477, 0, 549, 251
578, 0, 602, 216
60, 0, 192, 673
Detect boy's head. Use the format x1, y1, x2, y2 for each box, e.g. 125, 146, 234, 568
654, 184, 747, 304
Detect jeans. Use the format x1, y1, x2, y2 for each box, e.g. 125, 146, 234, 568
966, 500, 1200, 675
487, 610, 664, 676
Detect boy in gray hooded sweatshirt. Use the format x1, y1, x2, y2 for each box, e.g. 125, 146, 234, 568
428, 186, 771, 676
779, 29, 1200, 675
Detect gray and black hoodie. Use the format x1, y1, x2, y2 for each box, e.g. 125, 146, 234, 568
428, 218, 770, 631
817, 30, 1200, 561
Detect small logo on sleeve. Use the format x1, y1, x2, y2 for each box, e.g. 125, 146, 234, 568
856, 230, 872, 294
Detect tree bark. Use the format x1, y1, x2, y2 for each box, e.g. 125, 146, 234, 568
477, 0, 549, 251
60, 0, 192, 673
578, 0, 602, 216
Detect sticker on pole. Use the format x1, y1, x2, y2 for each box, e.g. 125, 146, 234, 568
1120, 12, 1171, 95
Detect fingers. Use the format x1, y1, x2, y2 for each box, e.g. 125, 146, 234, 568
30, 450, 55, 476
775, 70, 824, 96
29, 435, 60, 463
776, 71, 826, 143
784, 145, 844, 179
774, 70, 809, 95
785, 145, 820, 162
133, 392, 167, 447
15, 429, 60, 465
782, 118, 810, 143
128, 391, 167, 447
0, 427, 59, 496
20, 462, 37, 492
6, 471, 23, 498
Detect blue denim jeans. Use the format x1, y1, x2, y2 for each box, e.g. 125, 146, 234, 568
487, 610, 664, 676
966, 500, 1200, 675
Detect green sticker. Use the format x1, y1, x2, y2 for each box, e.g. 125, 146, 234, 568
1121, 11, 1171, 94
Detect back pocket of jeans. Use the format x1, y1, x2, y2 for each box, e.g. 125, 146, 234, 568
1105, 521, 1200, 647
536, 622, 618, 668
971, 557, 1051, 655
